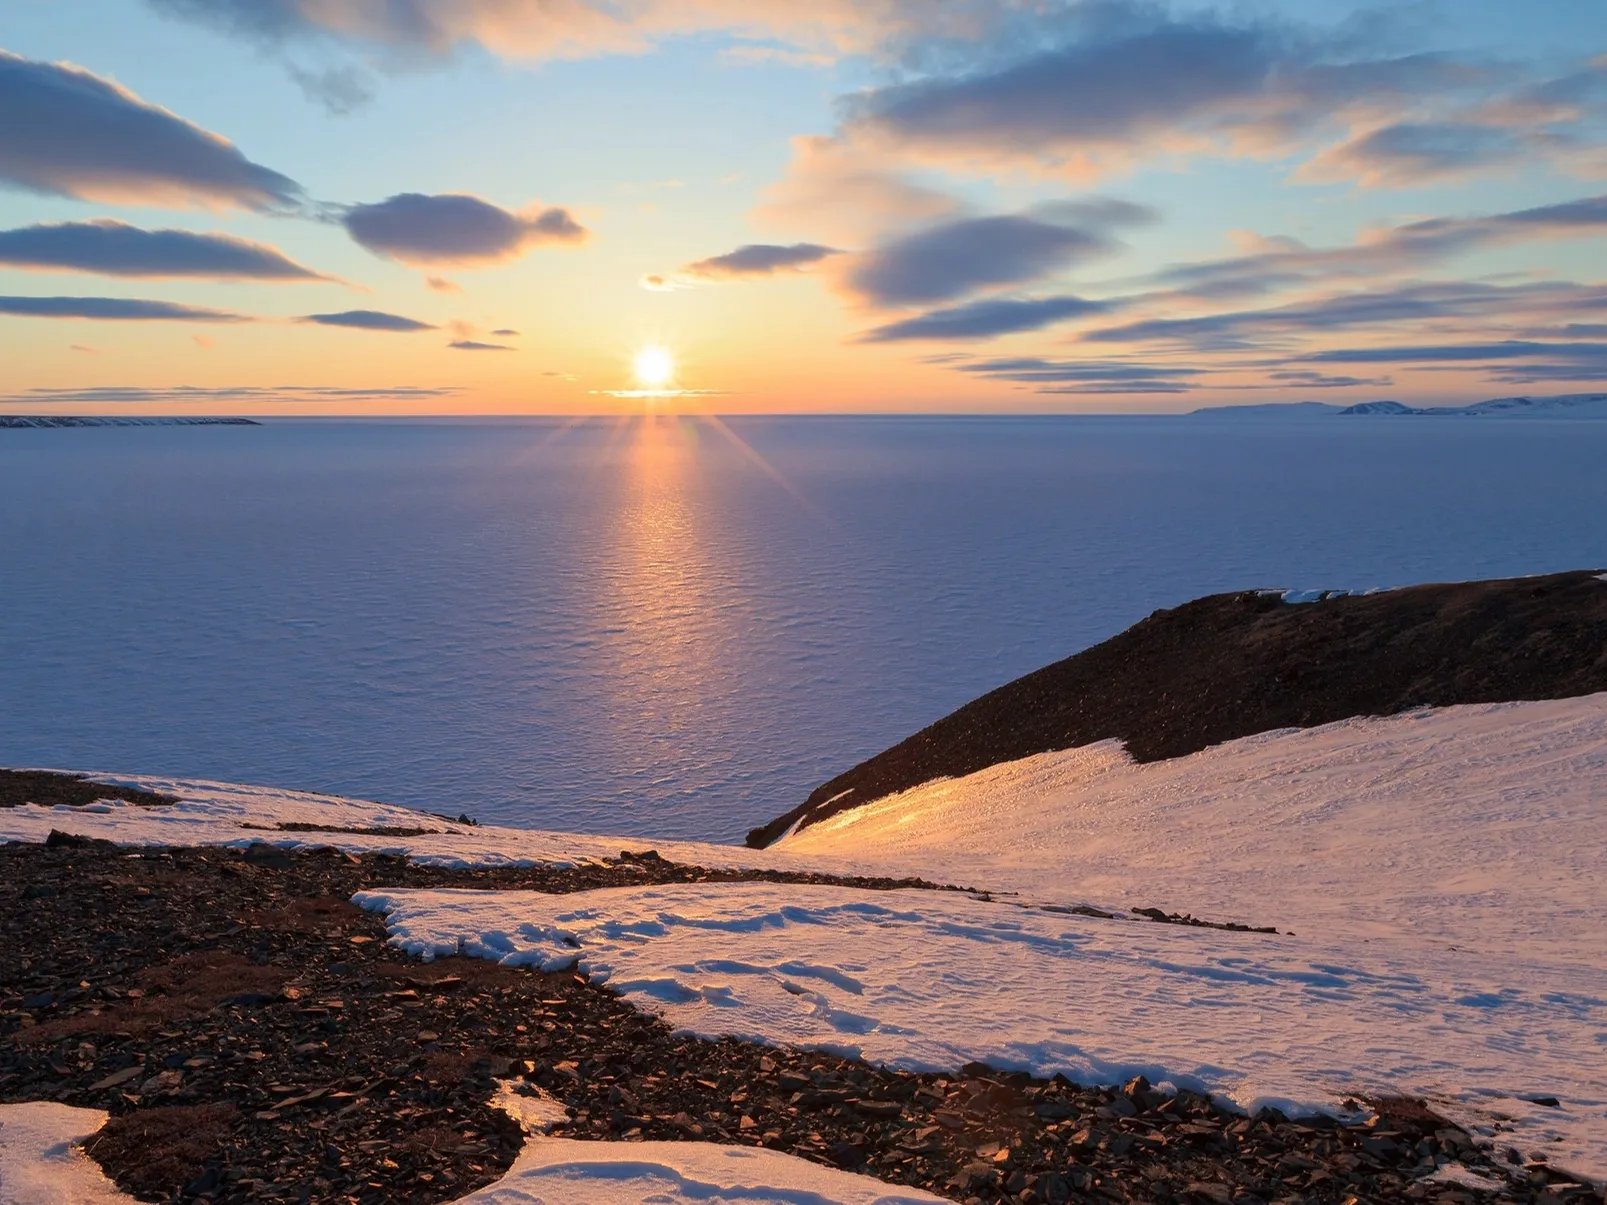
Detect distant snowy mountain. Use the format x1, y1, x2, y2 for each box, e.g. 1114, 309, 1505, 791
1195, 393, 1607, 417
1187, 400, 1344, 416
1439, 392, 1607, 416
1337, 399, 1415, 414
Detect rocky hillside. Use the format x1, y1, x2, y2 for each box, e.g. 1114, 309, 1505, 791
747, 569, 1607, 847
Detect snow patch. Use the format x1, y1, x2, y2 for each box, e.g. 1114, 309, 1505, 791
452, 1135, 946, 1204
490, 1082, 570, 1135
0, 774, 824, 877
1262, 586, 1389, 604
0, 1102, 129, 1204
1429, 1163, 1510, 1190
356, 877, 1607, 1181
477, 1082, 945, 1203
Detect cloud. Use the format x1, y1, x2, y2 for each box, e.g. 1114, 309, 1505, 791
1083, 282, 1569, 352
0, 220, 328, 280
448, 339, 512, 351
953, 354, 1203, 393
861, 294, 1110, 342
1301, 121, 1532, 187
0, 50, 302, 209
683, 242, 839, 279
848, 208, 1143, 307
286, 63, 374, 114
342, 193, 587, 266
301, 309, 436, 331
9, 384, 461, 403
1484, 364, 1607, 384
142, 0, 1000, 63
491, 328, 518, 336
0, 295, 249, 321
719, 45, 835, 68
839, 11, 1476, 177
424, 275, 461, 293
1264, 370, 1391, 389
1140, 192, 1607, 304
1300, 340, 1607, 364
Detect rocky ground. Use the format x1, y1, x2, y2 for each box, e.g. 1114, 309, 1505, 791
751, 570, 1607, 845
2, 837, 1598, 1205
0, 769, 180, 809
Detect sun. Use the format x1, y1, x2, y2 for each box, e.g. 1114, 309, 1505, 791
634, 345, 674, 389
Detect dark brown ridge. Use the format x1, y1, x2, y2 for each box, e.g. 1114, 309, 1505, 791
748, 569, 1607, 847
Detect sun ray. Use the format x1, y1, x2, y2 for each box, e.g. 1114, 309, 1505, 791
698, 414, 834, 525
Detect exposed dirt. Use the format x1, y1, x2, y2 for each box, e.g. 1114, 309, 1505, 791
0, 769, 179, 810
3, 839, 1594, 1204
749, 569, 1607, 846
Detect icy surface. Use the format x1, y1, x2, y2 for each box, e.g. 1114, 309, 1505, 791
0, 1103, 126, 1204
6, 416, 1607, 840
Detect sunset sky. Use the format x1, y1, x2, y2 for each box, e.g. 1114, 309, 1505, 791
3, 0, 1607, 413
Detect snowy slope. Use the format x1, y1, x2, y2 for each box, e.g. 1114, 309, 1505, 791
779, 695, 1607, 962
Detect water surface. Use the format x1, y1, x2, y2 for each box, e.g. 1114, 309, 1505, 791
3, 415, 1603, 840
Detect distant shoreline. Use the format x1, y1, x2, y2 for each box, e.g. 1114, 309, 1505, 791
1190, 391, 1607, 418
0, 416, 260, 428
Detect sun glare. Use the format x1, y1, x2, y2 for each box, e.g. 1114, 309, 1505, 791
634, 345, 674, 389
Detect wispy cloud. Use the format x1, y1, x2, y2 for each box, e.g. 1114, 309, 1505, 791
1264, 369, 1391, 389
0, 50, 301, 209
0, 220, 329, 281
301, 309, 436, 331
286, 63, 374, 115
1300, 340, 1607, 364
861, 295, 1111, 342
847, 202, 1152, 307
342, 193, 587, 267
0, 295, 249, 321
1082, 282, 1588, 352
955, 355, 1205, 394
448, 339, 513, 351
142, 0, 1012, 64
683, 242, 839, 280
1301, 121, 1533, 187
839, 11, 1479, 179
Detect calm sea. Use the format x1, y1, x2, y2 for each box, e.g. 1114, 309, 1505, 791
3, 414, 1604, 840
